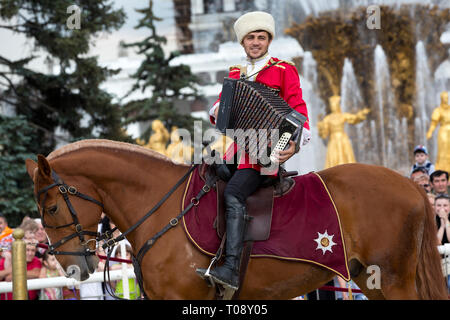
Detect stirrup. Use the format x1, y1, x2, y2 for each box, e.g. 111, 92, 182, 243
209, 274, 239, 291
196, 256, 218, 287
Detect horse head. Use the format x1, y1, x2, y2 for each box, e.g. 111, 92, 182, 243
26, 155, 102, 281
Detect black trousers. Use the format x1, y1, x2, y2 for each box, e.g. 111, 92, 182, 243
223, 168, 265, 204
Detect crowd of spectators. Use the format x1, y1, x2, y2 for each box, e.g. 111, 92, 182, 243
0, 213, 141, 300
409, 145, 450, 247
408, 145, 450, 292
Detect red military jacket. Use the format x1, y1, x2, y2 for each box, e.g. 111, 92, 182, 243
210, 57, 309, 173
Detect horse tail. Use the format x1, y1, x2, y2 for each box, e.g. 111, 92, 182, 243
415, 187, 448, 299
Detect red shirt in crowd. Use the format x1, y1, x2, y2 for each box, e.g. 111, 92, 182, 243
0, 256, 42, 300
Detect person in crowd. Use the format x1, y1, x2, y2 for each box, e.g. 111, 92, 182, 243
435, 194, 450, 245
434, 194, 450, 292
0, 213, 13, 252
113, 244, 141, 300
0, 245, 12, 288
411, 168, 432, 193
335, 277, 368, 300
19, 218, 39, 242
430, 170, 450, 196
1, 239, 42, 300
0, 214, 14, 300
34, 218, 48, 259
410, 167, 428, 180
39, 250, 65, 300
24, 239, 42, 300
411, 145, 435, 175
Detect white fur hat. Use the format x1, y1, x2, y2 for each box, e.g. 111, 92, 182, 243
234, 11, 275, 44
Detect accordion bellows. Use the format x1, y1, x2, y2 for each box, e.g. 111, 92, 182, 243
216, 78, 306, 167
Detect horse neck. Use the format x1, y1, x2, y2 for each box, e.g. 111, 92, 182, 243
52, 148, 189, 248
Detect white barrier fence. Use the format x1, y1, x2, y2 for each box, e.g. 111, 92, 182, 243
0, 241, 138, 300
1, 244, 449, 299
0, 269, 136, 296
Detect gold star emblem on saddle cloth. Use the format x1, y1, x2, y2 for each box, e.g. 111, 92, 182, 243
314, 230, 337, 255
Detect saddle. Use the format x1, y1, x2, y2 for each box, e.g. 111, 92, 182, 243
197, 163, 297, 299
198, 163, 297, 241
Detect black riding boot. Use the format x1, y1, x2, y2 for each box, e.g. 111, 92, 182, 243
208, 194, 247, 290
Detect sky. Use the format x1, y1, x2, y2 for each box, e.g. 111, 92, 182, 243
88, 0, 178, 61
0, 0, 178, 70
116, 0, 175, 32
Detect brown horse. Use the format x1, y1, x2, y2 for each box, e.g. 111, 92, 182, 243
25, 139, 447, 299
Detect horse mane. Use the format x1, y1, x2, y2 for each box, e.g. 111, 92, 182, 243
47, 139, 186, 166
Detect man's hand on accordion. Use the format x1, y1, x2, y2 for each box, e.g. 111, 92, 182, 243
276, 141, 296, 164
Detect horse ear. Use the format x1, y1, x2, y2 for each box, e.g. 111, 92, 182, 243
25, 159, 38, 181
37, 154, 52, 178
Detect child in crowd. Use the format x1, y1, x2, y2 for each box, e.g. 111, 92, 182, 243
411, 145, 435, 175
39, 251, 65, 300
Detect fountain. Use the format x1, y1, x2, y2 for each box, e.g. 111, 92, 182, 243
415, 41, 438, 159
285, 52, 327, 174
340, 58, 366, 164
284, 4, 450, 175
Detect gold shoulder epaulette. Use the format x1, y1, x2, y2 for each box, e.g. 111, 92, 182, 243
279, 59, 295, 66
229, 65, 242, 72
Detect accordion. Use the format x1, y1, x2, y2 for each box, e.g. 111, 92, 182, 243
216, 78, 307, 167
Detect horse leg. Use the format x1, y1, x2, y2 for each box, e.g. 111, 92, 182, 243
139, 226, 217, 299
346, 259, 385, 300
382, 283, 419, 300
379, 262, 419, 300
349, 256, 420, 300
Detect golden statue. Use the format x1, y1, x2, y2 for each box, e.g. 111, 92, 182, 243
166, 126, 193, 164
317, 95, 370, 168
147, 119, 170, 155
426, 91, 450, 172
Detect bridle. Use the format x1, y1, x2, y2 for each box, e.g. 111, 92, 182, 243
35, 171, 105, 256
33, 160, 218, 299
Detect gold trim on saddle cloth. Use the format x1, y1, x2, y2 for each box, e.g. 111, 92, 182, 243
181, 170, 351, 281
181, 171, 215, 257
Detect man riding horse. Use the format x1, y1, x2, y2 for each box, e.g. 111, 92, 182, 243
198, 11, 311, 291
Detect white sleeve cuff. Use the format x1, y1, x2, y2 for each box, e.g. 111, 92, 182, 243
301, 127, 311, 146
209, 102, 219, 119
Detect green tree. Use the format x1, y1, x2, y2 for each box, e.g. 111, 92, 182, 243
0, 0, 131, 157
122, 0, 205, 141
0, 115, 38, 226
0, 1, 132, 224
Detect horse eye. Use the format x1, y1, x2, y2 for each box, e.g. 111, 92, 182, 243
46, 205, 58, 215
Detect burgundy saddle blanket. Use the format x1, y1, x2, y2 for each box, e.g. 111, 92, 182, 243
181, 167, 350, 280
